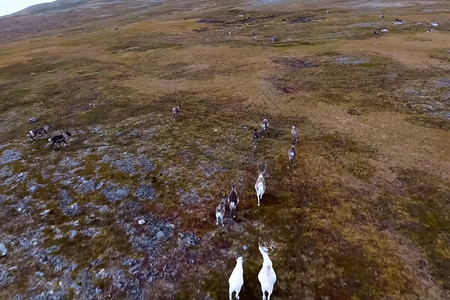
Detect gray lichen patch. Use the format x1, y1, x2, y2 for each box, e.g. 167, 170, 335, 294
0, 149, 21, 165
102, 182, 130, 202
134, 184, 156, 201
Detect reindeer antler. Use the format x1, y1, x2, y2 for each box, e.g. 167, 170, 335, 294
259, 163, 267, 175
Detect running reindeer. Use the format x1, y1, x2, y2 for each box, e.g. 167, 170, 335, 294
228, 184, 239, 219
172, 101, 180, 121
258, 241, 277, 300
291, 125, 298, 145
288, 145, 296, 169
229, 257, 244, 300
255, 163, 267, 206
48, 130, 72, 150
27, 124, 51, 141
215, 193, 227, 226
260, 118, 269, 134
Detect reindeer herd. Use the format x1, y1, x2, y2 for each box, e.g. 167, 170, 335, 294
26, 123, 73, 150
214, 114, 298, 298
25, 102, 297, 299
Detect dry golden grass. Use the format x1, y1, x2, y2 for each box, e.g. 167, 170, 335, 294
0, 0, 449, 299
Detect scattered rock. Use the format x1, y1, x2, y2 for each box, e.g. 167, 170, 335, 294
74, 177, 102, 194
128, 130, 141, 138
156, 231, 165, 239
59, 189, 73, 207
177, 232, 200, 247
28, 117, 39, 123
0, 242, 7, 257
0, 150, 21, 165
435, 78, 450, 88
337, 57, 369, 66
63, 203, 81, 216
90, 126, 104, 135
0, 166, 12, 179
180, 193, 201, 205
108, 153, 156, 175
59, 157, 81, 168
102, 183, 129, 202
27, 180, 44, 193
81, 228, 101, 238
134, 184, 156, 201
138, 219, 145, 225
69, 230, 77, 239
0, 265, 14, 288
16, 172, 28, 183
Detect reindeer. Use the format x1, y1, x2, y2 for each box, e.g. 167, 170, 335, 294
48, 130, 72, 150
288, 145, 296, 169
228, 257, 244, 300
228, 185, 239, 219
260, 118, 269, 133
258, 242, 276, 300
172, 101, 180, 121
27, 124, 51, 140
291, 125, 298, 145
255, 163, 267, 206
216, 193, 227, 226
253, 128, 259, 149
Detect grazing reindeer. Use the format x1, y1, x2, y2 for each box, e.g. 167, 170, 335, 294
291, 126, 298, 145
49, 130, 72, 150
27, 124, 51, 140
253, 128, 259, 149
258, 242, 276, 300
172, 101, 180, 121
216, 193, 227, 226
260, 118, 269, 133
255, 163, 267, 206
379, 14, 384, 19
228, 257, 244, 300
288, 145, 296, 169
228, 184, 239, 219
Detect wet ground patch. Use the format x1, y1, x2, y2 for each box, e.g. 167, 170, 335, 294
273, 57, 319, 69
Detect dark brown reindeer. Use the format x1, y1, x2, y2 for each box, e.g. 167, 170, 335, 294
27, 124, 51, 141
228, 184, 239, 219
48, 130, 72, 150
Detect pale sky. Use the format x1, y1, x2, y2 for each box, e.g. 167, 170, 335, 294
0, 0, 56, 17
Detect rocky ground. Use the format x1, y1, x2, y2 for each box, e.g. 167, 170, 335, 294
0, 0, 449, 299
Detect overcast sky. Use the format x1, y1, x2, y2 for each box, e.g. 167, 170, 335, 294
0, 0, 56, 17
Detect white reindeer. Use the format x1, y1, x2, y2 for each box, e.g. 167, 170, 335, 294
228, 185, 239, 219
172, 101, 180, 121
291, 125, 298, 145
255, 163, 267, 206
229, 257, 244, 300
215, 194, 226, 226
258, 243, 276, 300
260, 118, 269, 133
288, 145, 296, 169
